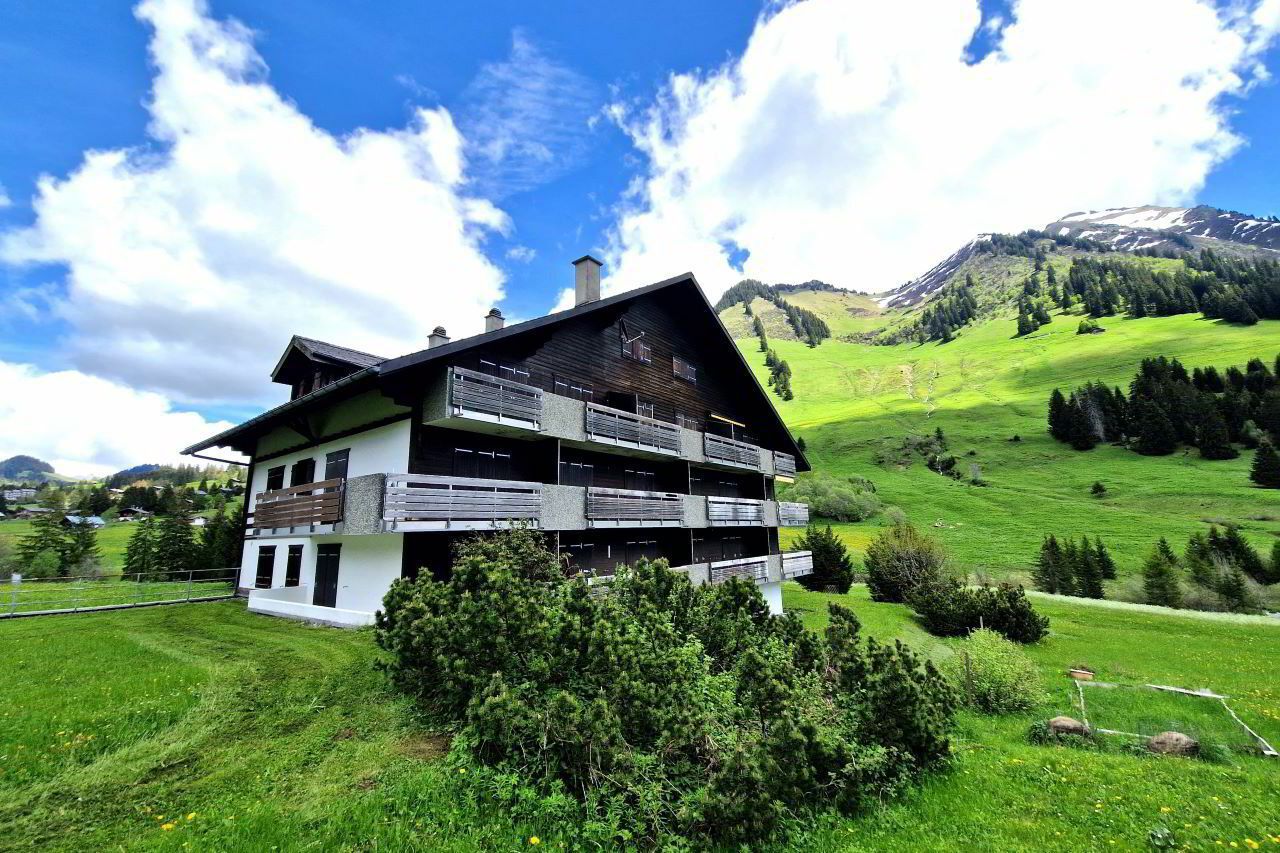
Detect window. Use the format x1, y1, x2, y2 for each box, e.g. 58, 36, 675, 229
453, 447, 512, 480
672, 356, 697, 383
559, 460, 595, 487
675, 411, 702, 432
324, 448, 350, 482
553, 376, 594, 401
265, 466, 285, 492
285, 545, 303, 587
624, 468, 657, 492
636, 399, 656, 420
479, 358, 531, 384
621, 337, 652, 363
290, 457, 315, 487
255, 546, 276, 588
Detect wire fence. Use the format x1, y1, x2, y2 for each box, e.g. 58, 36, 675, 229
3, 567, 237, 618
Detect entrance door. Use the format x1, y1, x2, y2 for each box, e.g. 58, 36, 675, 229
313, 544, 341, 608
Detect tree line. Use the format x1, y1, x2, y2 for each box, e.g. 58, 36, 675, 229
1047, 353, 1280, 487
1142, 525, 1278, 612
1032, 535, 1116, 598
879, 276, 980, 344
718, 279, 831, 346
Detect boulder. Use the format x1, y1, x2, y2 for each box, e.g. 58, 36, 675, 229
1048, 716, 1089, 736
1147, 731, 1198, 756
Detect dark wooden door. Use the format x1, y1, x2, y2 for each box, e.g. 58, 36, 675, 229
313, 544, 341, 608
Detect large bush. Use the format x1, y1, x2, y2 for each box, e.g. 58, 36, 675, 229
908, 578, 1049, 644
376, 529, 956, 846
945, 628, 1045, 714
864, 522, 948, 602
782, 472, 881, 521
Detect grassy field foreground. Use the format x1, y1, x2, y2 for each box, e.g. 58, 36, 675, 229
2, 590, 1278, 851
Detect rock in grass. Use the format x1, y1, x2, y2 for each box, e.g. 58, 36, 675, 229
1147, 731, 1198, 756
1049, 716, 1089, 736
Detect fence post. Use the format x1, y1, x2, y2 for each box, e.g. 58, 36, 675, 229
9, 573, 19, 616
186, 568, 193, 603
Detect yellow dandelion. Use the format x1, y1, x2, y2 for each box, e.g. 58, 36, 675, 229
1161, 806, 1174, 813
1246, 842, 1259, 850
161, 823, 176, 831
458, 767, 467, 774
529, 837, 541, 846
186, 812, 196, 821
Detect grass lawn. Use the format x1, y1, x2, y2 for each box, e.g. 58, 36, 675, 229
739, 308, 1280, 584
2, 588, 1277, 850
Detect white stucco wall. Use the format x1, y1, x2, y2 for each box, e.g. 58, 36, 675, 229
241, 531, 404, 616
760, 580, 783, 615
245, 419, 411, 513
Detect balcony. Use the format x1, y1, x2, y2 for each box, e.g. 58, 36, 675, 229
704, 434, 762, 471
707, 496, 765, 526
383, 474, 542, 531
448, 366, 542, 431
586, 487, 683, 527
774, 451, 797, 479
251, 478, 344, 534
709, 555, 770, 584
584, 403, 681, 456
782, 551, 815, 579
778, 501, 810, 527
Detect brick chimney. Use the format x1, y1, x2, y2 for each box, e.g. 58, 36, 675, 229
572, 255, 602, 306
428, 326, 450, 348
484, 308, 504, 332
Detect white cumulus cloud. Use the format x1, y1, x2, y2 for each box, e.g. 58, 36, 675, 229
602, 0, 1280, 299
0, 361, 239, 478
0, 0, 509, 407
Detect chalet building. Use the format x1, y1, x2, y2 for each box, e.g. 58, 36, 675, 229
183, 259, 812, 627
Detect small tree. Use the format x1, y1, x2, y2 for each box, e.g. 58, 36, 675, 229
1033, 534, 1070, 594
794, 524, 854, 593
864, 522, 947, 603
1090, 481, 1107, 497
63, 519, 102, 576
123, 517, 159, 581
152, 505, 199, 579
16, 491, 70, 576
1093, 537, 1117, 580
1142, 538, 1182, 609
1074, 540, 1104, 599
1249, 442, 1280, 488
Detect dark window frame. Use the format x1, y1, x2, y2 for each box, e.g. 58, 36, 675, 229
255, 546, 276, 589
285, 545, 303, 587
672, 355, 697, 383
289, 457, 316, 487
324, 448, 350, 482
265, 466, 285, 492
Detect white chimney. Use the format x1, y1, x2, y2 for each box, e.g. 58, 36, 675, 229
484, 308, 505, 332
428, 326, 450, 348
572, 255, 602, 306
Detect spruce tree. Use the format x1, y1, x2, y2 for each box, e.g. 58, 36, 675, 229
15, 491, 71, 576
1132, 400, 1178, 455
63, 520, 102, 575
123, 517, 158, 581
1183, 531, 1216, 587
1065, 398, 1097, 450
794, 524, 855, 594
1142, 538, 1182, 608
1196, 409, 1238, 460
153, 505, 198, 579
1057, 538, 1080, 596
1034, 534, 1067, 593
1221, 525, 1268, 583
1075, 540, 1104, 598
1214, 566, 1253, 612
1249, 442, 1280, 488
1048, 388, 1069, 440
1092, 537, 1117, 580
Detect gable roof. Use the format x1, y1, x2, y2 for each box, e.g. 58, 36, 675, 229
270, 335, 387, 382
184, 272, 808, 468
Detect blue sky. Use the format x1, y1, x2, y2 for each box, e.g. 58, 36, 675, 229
1, 0, 1278, 475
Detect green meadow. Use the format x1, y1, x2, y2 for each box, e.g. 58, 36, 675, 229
0, 519, 135, 572
2, 591, 1277, 851
748, 305, 1280, 584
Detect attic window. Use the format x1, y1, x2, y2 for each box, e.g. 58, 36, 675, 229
620, 321, 651, 363
672, 356, 697, 383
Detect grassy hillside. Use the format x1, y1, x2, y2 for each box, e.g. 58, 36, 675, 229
0, 519, 136, 571
743, 300, 1280, 584
2, 592, 1276, 850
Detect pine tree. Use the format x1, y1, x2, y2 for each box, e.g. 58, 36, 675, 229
1142, 538, 1182, 609
15, 491, 71, 576
1214, 566, 1253, 612
1074, 540, 1104, 599
123, 517, 159, 581
1132, 400, 1178, 456
63, 520, 102, 575
200, 504, 241, 581
1048, 388, 1069, 440
1250, 442, 1280, 488
1016, 310, 1038, 337
794, 524, 855, 594
1057, 538, 1080, 596
1183, 531, 1217, 587
1221, 525, 1268, 583
1196, 408, 1238, 460
1093, 537, 1117, 580
1065, 398, 1097, 451
153, 505, 198, 579
1033, 534, 1066, 593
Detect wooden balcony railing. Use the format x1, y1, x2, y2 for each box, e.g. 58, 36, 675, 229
449, 366, 542, 429
778, 501, 810, 527
782, 551, 815, 579
586, 487, 683, 527
774, 451, 797, 479
252, 478, 344, 530
383, 474, 541, 531
704, 434, 762, 470
710, 555, 769, 584
707, 496, 765, 526
585, 403, 681, 455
